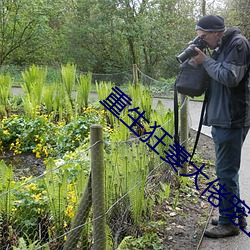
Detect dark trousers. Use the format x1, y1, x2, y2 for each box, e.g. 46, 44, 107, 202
211, 126, 249, 225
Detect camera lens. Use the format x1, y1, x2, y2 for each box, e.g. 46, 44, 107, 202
176, 44, 198, 63
176, 36, 208, 63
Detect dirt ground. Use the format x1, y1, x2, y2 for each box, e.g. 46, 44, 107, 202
1, 117, 216, 249
158, 130, 216, 250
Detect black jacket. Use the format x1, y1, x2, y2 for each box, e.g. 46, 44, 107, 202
203, 26, 250, 128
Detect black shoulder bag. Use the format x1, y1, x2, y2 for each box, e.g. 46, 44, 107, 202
175, 58, 208, 97
174, 58, 210, 162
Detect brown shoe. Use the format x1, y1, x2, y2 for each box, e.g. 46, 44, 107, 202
211, 216, 247, 228
204, 224, 240, 238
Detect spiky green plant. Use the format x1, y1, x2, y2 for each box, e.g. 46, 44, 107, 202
43, 159, 68, 230
0, 161, 14, 222
149, 100, 174, 157
76, 72, 92, 112
159, 182, 171, 202
43, 84, 55, 114
96, 81, 116, 127
21, 65, 47, 118
129, 83, 152, 122
51, 82, 73, 122
105, 133, 151, 225
0, 73, 12, 116
60, 63, 76, 102
96, 81, 113, 107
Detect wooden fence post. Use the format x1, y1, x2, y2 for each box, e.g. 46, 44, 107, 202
91, 124, 106, 250
133, 64, 138, 86
63, 175, 92, 250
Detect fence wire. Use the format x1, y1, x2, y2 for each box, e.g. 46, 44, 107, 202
0, 135, 177, 249
0, 66, 192, 249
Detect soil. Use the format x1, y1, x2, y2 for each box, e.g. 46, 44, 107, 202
160, 130, 216, 250
0, 152, 45, 180
0, 130, 216, 250
0, 89, 218, 249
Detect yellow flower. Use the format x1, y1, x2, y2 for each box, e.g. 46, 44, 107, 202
36, 152, 41, 159
32, 193, 42, 201
71, 195, 76, 204
26, 183, 37, 191
42, 147, 49, 157
65, 205, 74, 218
12, 207, 17, 212
14, 149, 21, 155
3, 130, 9, 135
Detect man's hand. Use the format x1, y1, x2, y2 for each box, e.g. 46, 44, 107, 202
192, 47, 207, 64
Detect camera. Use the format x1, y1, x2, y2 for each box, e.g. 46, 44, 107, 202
176, 36, 208, 63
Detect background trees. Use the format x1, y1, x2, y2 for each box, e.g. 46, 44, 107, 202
0, 0, 247, 80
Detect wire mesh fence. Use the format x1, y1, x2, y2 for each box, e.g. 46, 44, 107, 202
0, 126, 179, 249
0, 64, 191, 249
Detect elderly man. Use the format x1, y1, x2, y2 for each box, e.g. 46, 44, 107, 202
192, 15, 250, 238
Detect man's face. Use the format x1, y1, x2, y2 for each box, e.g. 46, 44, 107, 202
196, 30, 222, 49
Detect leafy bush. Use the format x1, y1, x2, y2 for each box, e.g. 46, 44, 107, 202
0, 106, 102, 158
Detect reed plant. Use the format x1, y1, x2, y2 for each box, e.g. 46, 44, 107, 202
52, 82, 73, 122
96, 81, 113, 105
0, 161, 14, 222
0, 73, 12, 116
96, 81, 116, 127
21, 65, 47, 118
43, 159, 69, 242
128, 83, 152, 122
43, 84, 55, 114
76, 72, 92, 112
105, 133, 152, 227
149, 100, 174, 157
60, 63, 76, 102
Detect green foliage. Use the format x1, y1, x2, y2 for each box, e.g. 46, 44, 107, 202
61, 63, 76, 101
0, 148, 91, 248
96, 81, 116, 127
43, 159, 68, 230
0, 109, 100, 157
43, 85, 56, 113
159, 182, 171, 202
0, 0, 52, 65
96, 81, 114, 107
0, 161, 14, 222
76, 72, 92, 111
172, 190, 180, 210
0, 77, 179, 248
12, 176, 49, 240
13, 235, 43, 250
149, 100, 174, 157
105, 136, 152, 227
0, 73, 12, 116
129, 83, 153, 122
21, 65, 47, 118
0, 0, 229, 78
117, 233, 163, 250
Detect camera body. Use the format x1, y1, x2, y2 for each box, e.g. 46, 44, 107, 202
176, 36, 208, 63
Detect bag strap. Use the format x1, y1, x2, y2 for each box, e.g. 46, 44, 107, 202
174, 80, 208, 163
174, 80, 179, 145
189, 91, 208, 162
